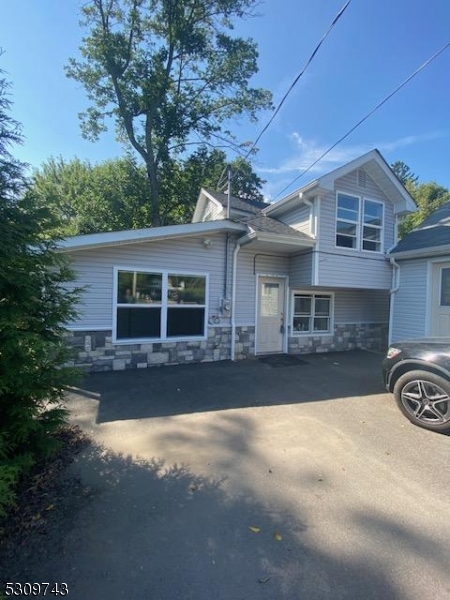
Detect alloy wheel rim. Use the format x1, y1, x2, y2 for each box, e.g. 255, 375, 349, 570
401, 380, 450, 425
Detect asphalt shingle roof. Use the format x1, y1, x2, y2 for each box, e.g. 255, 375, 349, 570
205, 189, 268, 215
391, 202, 450, 254
244, 215, 314, 240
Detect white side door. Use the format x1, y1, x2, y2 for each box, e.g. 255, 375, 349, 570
431, 262, 450, 336
256, 277, 285, 354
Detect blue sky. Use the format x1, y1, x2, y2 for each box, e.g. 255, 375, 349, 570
1, 0, 449, 201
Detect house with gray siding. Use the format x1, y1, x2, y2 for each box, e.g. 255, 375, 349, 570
60, 149, 416, 372
389, 202, 450, 343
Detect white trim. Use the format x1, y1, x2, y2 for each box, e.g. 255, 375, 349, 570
391, 245, 450, 260
112, 266, 209, 344
65, 326, 111, 332
59, 220, 245, 252
313, 196, 321, 285
255, 274, 288, 355
263, 149, 416, 218
335, 191, 385, 255
335, 190, 361, 251
290, 290, 335, 337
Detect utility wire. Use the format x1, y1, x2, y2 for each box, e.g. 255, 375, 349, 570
274, 39, 450, 200
242, 0, 353, 164
216, 0, 352, 193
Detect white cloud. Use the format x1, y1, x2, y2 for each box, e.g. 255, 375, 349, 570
259, 131, 448, 175
258, 131, 449, 201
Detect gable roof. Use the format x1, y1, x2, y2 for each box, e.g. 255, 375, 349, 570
390, 202, 450, 257
192, 188, 268, 222
205, 189, 268, 214
263, 149, 417, 218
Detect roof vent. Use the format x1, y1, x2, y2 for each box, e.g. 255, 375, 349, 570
357, 168, 367, 188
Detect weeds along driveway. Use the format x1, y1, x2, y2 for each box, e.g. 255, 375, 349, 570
31, 352, 450, 598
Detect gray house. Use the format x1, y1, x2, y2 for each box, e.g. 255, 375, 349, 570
389, 202, 450, 343
60, 149, 416, 371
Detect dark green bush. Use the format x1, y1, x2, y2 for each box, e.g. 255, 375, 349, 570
0, 69, 80, 516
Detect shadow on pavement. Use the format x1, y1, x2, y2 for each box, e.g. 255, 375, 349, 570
4, 441, 419, 600
67, 350, 386, 424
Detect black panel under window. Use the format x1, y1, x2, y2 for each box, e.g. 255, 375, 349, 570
117, 307, 161, 339
167, 308, 204, 337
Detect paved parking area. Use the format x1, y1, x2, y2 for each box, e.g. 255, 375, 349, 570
23, 352, 450, 599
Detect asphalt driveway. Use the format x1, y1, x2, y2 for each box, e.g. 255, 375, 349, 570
18, 352, 450, 599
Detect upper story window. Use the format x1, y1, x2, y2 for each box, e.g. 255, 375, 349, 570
115, 269, 207, 342
336, 192, 383, 253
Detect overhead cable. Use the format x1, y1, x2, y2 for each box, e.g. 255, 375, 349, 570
273, 40, 450, 200
241, 0, 353, 164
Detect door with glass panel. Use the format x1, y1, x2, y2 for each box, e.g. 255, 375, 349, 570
431, 263, 450, 336
256, 277, 285, 354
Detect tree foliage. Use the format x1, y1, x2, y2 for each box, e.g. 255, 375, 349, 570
398, 181, 450, 238
0, 72, 80, 516
391, 160, 418, 186
29, 149, 265, 235
66, 0, 272, 226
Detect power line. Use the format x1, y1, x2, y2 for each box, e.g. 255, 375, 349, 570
273, 40, 450, 200
242, 0, 353, 164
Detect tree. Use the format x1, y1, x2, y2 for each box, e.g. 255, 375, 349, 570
398, 181, 450, 238
391, 160, 418, 187
29, 155, 152, 236
0, 71, 80, 516
28, 150, 266, 235
66, 0, 272, 226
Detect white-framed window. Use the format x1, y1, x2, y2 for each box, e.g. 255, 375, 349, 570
113, 268, 207, 342
336, 192, 384, 253
292, 292, 333, 335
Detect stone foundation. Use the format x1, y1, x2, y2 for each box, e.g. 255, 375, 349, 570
66, 322, 386, 372
288, 323, 388, 355
66, 326, 255, 373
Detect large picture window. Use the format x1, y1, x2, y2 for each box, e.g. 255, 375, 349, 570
336, 192, 383, 252
115, 269, 207, 341
292, 293, 333, 335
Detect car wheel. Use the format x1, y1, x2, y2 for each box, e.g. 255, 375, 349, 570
393, 370, 450, 433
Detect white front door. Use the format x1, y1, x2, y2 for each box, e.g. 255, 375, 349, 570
431, 262, 450, 336
256, 277, 285, 354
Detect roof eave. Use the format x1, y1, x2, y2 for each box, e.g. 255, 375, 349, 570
390, 243, 450, 260
58, 220, 246, 253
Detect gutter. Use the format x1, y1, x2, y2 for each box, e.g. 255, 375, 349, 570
388, 256, 401, 345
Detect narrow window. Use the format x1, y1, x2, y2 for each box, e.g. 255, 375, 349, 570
336, 193, 359, 249
362, 199, 383, 252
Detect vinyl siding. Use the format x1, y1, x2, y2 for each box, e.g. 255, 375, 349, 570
201, 198, 224, 221
289, 251, 313, 287
317, 169, 395, 289
334, 289, 389, 323
67, 233, 233, 330
281, 204, 311, 235
235, 248, 289, 325
391, 259, 428, 341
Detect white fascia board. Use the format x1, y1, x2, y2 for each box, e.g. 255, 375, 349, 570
390, 244, 450, 260
263, 180, 320, 217
192, 188, 225, 222
58, 220, 246, 252
239, 231, 316, 248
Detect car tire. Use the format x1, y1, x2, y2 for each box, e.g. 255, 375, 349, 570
393, 370, 450, 433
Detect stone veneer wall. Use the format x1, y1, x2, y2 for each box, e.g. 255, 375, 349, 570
288, 323, 388, 355
66, 326, 255, 372
66, 323, 386, 372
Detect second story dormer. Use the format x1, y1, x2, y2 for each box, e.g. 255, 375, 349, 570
263, 149, 417, 289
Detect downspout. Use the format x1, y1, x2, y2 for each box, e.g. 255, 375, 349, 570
231, 240, 242, 361
389, 256, 401, 345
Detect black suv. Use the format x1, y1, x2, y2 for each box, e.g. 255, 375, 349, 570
383, 339, 450, 433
